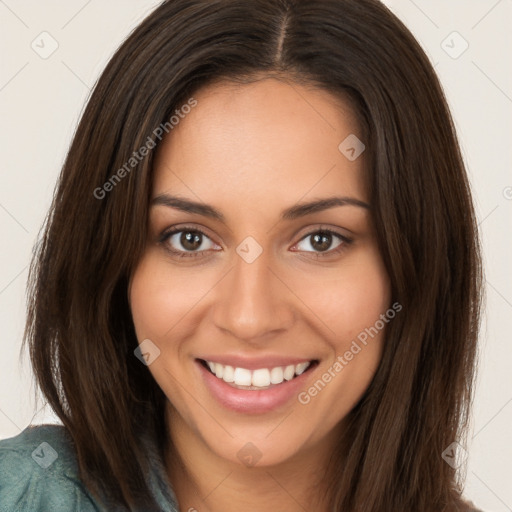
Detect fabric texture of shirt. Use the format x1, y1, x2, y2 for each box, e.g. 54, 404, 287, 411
0, 423, 485, 511
0, 423, 179, 512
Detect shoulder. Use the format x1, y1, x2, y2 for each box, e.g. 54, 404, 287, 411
463, 498, 485, 512
0, 424, 101, 512
455, 497, 485, 512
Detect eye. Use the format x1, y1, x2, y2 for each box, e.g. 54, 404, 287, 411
159, 226, 352, 260
160, 226, 220, 258
293, 229, 352, 257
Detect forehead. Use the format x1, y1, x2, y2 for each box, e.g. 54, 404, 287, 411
152, 78, 367, 209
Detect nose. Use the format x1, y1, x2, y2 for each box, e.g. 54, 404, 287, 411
212, 251, 295, 343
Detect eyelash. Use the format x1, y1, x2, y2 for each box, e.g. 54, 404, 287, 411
159, 225, 353, 260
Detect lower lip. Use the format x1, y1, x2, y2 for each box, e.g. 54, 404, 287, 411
197, 360, 316, 414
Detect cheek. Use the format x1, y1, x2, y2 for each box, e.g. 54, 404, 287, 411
128, 253, 207, 402
290, 250, 391, 436
129, 252, 212, 341
291, 246, 391, 342
334, 265, 390, 341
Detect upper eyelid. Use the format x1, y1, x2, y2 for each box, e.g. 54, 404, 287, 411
294, 223, 353, 240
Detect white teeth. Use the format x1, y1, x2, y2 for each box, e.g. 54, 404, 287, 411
233, 367, 252, 386
214, 363, 224, 379
223, 365, 234, 382
204, 360, 313, 388
269, 366, 284, 384
283, 365, 295, 381
295, 362, 309, 375
252, 368, 270, 387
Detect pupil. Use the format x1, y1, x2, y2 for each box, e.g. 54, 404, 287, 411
181, 231, 201, 251
312, 232, 331, 252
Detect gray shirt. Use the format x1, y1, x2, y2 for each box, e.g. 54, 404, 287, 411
0, 424, 179, 511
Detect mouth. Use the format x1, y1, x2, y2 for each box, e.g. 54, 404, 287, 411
197, 358, 319, 390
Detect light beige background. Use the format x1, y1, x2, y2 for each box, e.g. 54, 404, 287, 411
0, 1, 511, 510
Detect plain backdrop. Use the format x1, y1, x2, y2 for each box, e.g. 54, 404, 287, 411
0, 1, 511, 510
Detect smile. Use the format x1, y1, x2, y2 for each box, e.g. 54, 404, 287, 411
200, 359, 314, 389
196, 356, 319, 413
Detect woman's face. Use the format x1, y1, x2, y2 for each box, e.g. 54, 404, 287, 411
129, 78, 391, 468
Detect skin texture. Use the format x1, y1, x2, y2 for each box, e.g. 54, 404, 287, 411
129, 78, 391, 512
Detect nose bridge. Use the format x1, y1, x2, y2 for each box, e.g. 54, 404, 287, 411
212, 249, 293, 341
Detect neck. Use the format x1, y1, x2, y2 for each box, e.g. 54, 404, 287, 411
164, 407, 338, 512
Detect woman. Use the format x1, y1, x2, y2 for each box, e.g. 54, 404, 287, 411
0, 0, 484, 510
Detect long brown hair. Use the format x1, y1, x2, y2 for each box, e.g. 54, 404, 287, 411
23, 0, 483, 510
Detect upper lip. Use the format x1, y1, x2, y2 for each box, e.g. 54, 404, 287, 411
197, 355, 316, 370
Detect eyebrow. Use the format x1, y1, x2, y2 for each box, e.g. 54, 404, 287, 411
150, 194, 370, 222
